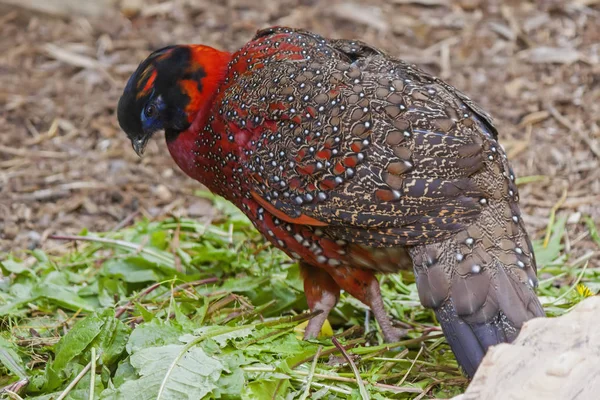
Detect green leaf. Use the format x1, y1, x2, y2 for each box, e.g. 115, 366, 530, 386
95, 310, 130, 365
103, 259, 162, 283
242, 379, 289, 400
52, 313, 105, 371
105, 344, 224, 400
112, 359, 137, 387
0, 336, 27, 379
585, 217, 600, 247
52, 310, 129, 373
187, 326, 255, 348
33, 282, 96, 313
150, 231, 169, 249
126, 320, 182, 354
534, 216, 567, 266
133, 302, 155, 322
0, 259, 28, 275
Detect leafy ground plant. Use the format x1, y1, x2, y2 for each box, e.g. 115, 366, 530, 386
1, 193, 598, 399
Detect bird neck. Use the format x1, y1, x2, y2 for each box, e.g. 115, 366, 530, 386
166, 46, 231, 187
178, 45, 232, 126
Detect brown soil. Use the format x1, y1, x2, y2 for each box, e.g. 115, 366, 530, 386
1, 0, 599, 267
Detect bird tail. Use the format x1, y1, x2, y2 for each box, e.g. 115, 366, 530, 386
433, 301, 518, 377
410, 234, 545, 377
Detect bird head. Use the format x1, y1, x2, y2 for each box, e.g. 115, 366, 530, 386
117, 45, 230, 156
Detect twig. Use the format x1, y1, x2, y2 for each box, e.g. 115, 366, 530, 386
332, 337, 370, 399
507, 124, 533, 159
42, 43, 116, 84
377, 348, 409, 375
290, 377, 352, 395
414, 382, 436, 400
292, 338, 365, 368
397, 345, 423, 386
244, 366, 423, 394
206, 294, 238, 316
56, 357, 96, 400
260, 310, 324, 328
0, 379, 28, 399
0, 144, 69, 159
548, 104, 600, 159
1, 390, 24, 400
115, 282, 162, 318
221, 299, 275, 325
568, 251, 596, 267
111, 210, 141, 231
157, 277, 220, 298
440, 41, 451, 80
518, 110, 550, 127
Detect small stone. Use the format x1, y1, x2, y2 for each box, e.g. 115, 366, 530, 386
4, 224, 18, 240
121, 0, 143, 18
458, 0, 481, 11
187, 200, 213, 217
162, 168, 174, 179
154, 184, 172, 202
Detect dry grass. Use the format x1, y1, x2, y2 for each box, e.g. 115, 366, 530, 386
1, 0, 599, 271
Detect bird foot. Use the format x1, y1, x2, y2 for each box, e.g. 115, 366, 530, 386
381, 326, 408, 343
303, 314, 328, 340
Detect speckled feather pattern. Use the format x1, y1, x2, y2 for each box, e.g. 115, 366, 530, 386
166, 27, 544, 376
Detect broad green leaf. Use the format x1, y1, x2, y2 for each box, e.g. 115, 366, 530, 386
112, 359, 137, 387
103, 259, 162, 283
0, 259, 27, 274
33, 283, 96, 312
126, 320, 182, 354
52, 314, 105, 371
104, 344, 223, 400
95, 310, 130, 365
242, 379, 289, 400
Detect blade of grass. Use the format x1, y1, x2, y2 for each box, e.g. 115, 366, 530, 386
397, 345, 423, 386
543, 187, 568, 248
332, 337, 370, 400
89, 347, 96, 400
549, 261, 589, 305
299, 345, 322, 400
48, 234, 174, 266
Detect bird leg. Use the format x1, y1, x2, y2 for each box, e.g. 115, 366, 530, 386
300, 262, 340, 339
327, 266, 405, 343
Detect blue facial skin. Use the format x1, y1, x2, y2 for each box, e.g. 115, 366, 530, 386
132, 94, 166, 156
141, 93, 166, 136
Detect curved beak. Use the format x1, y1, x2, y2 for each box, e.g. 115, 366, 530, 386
132, 136, 150, 157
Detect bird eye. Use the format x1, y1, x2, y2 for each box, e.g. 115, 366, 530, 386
144, 104, 157, 118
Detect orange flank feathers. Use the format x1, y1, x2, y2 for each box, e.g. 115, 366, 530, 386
250, 191, 328, 227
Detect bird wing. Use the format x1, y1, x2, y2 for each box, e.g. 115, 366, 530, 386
217, 27, 499, 246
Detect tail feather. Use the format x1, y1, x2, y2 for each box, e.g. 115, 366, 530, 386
411, 239, 545, 378
435, 302, 513, 377
435, 302, 486, 377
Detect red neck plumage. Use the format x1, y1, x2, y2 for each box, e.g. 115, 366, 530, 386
166, 46, 231, 186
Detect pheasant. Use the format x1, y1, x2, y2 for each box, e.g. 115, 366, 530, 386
117, 27, 544, 377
